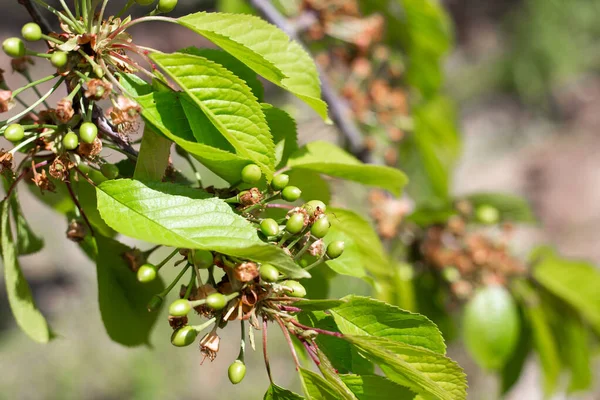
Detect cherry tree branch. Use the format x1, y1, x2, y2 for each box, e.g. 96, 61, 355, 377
248, 0, 370, 161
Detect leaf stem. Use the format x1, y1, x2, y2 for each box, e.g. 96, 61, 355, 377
262, 317, 273, 383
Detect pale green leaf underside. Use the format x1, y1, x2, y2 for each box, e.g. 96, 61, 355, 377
300, 368, 344, 400
1, 200, 52, 343
288, 141, 408, 196
346, 336, 467, 400
331, 296, 445, 354
151, 52, 275, 180
177, 12, 328, 119
96, 179, 308, 279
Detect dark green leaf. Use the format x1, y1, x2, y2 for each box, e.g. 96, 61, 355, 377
300, 368, 345, 400
293, 299, 346, 311
340, 375, 415, 400
134, 126, 172, 182
262, 104, 298, 168
264, 384, 305, 400
315, 347, 358, 400
500, 305, 531, 394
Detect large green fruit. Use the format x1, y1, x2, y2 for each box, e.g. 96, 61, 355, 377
462, 285, 520, 370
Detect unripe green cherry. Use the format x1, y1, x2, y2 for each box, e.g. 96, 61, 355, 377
228, 360, 246, 384
286, 213, 305, 234
2, 37, 26, 58
260, 218, 280, 237
241, 164, 262, 184
188, 249, 213, 269
168, 299, 191, 317
100, 163, 119, 179
326, 240, 345, 259
260, 263, 279, 282
50, 51, 68, 68
206, 293, 227, 310
303, 200, 326, 217
79, 122, 98, 144
311, 216, 330, 238
476, 205, 500, 225
171, 325, 198, 347
4, 124, 25, 142
137, 263, 157, 283
62, 132, 79, 150
271, 174, 289, 190
21, 23, 42, 42
281, 186, 302, 202
281, 280, 307, 298
135, 0, 155, 5
158, 0, 178, 13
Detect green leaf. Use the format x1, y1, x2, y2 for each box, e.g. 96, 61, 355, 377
293, 299, 346, 311
264, 384, 305, 400
1, 200, 52, 343
134, 126, 172, 181
75, 171, 115, 238
399, 96, 460, 203
315, 347, 359, 400
177, 12, 328, 119
531, 246, 600, 335
345, 336, 467, 400
96, 179, 309, 279
466, 192, 536, 223
179, 47, 264, 101
300, 368, 345, 400
288, 141, 407, 196
326, 208, 389, 278
287, 169, 331, 204
2, 179, 44, 255
512, 280, 561, 395
263, 104, 298, 168
218, 0, 255, 14
330, 296, 445, 354
138, 91, 250, 183
179, 98, 234, 151
118, 72, 153, 97
151, 52, 276, 180
340, 375, 415, 400
88, 235, 164, 346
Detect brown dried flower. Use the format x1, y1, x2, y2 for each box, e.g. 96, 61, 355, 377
107, 96, 141, 133
56, 99, 74, 123
84, 79, 112, 100
239, 187, 262, 206
0, 150, 13, 172
122, 248, 145, 272
78, 136, 102, 158
31, 168, 55, 193
233, 261, 259, 283
66, 220, 87, 242
49, 156, 73, 181
0, 90, 14, 113
199, 332, 220, 362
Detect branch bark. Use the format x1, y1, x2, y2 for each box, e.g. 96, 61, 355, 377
248, 0, 370, 161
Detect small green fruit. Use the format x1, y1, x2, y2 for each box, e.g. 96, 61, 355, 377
241, 164, 262, 184
2, 37, 26, 58
286, 213, 305, 234
100, 163, 119, 179
311, 216, 330, 238
228, 360, 246, 384
281, 280, 307, 298
171, 326, 198, 347
463, 285, 520, 371
475, 205, 500, 225
281, 186, 302, 202
79, 122, 98, 144
157, 0, 178, 13
303, 200, 326, 217
147, 295, 164, 312
21, 23, 42, 42
50, 51, 68, 68
168, 299, 191, 317
137, 263, 157, 283
4, 124, 25, 142
206, 293, 227, 310
271, 174, 289, 191
326, 240, 345, 259
188, 249, 213, 269
259, 263, 279, 282
260, 218, 280, 237
62, 132, 79, 150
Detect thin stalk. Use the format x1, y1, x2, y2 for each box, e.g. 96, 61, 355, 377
262, 317, 273, 383
32, 0, 81, 33
65, 179, 95, 236
184, 269, 196, 299
40, 34, 64, 45
154, 263, 191, 299
155, 248, 180, 271
107, 16, 175, 42
288, 318, 342, 337
5, 77, 65, 125
12, 74, 57, 98
9, 131, 53, 155
294, 238, 313, 260
237, 320, 246, 362
181, 151, 202, 187
116, 0, 135, 18
58, 0, 81, 32
22, 71, 50, 109
304, 255, 326, 272
96, 0, 109, 33
190, 317, 217, 333
274, 315, 301, 370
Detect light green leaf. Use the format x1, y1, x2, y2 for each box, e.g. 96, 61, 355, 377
96, 179, 309, 279
531, 246, 600, 335
177, 12, 328, 119
134, 126, 172, 181
288, 141, 407, 196
138, 91, 250, 183
151, 52, 275, 180
327, 208, 389, 278
300, 368, 345, 400
1, 200, 52, 343
179, 97, 234, 151
340, 375, 415, 400
2, 179, 44, 255
466, 192, 536, 223
218, 0, 255, 14
263, 104, 298, 168
345, 336, 467, 400
330, 296, 445, 354
264, 384, 305, 400
88, 235, 164, 346
179, 47, 264, 101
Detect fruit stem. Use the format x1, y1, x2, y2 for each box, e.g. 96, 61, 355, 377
183, 269, 196, 299
237, 320, 246, 362
262, 317, 273, 383
155, 248, 180, 271
155, 263, 191, 299
304, 255, 326, 272
190, 317, 217, 333
65, 178, 95, 236
40, 34, 63, 45
32, 0, 81, 33
11, 73, 58, 98
116, 0, 135, 18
